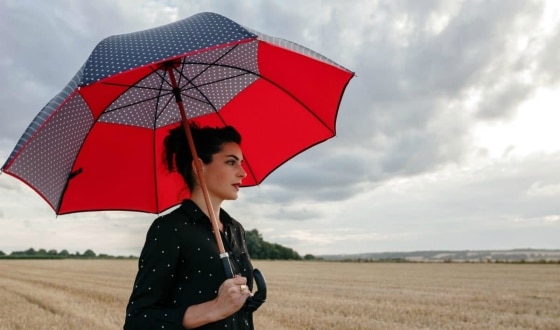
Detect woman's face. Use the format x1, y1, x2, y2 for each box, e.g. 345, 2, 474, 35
202, 142, 247, 202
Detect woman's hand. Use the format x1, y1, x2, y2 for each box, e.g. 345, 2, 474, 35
182, 276, 252, 329
213, 276, 253, 318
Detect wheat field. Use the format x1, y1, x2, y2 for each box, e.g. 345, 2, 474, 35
0, 260, 558, 329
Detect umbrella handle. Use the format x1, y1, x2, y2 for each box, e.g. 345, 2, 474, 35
243, 268, 267, 312
166, 65, 234, 278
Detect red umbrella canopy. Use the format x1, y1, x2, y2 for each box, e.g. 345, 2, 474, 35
2, 12, 354, 215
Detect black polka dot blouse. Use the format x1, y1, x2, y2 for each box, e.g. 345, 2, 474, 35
124, 199, 255, 329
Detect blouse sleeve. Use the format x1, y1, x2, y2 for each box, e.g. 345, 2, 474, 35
124, 217, 185, 330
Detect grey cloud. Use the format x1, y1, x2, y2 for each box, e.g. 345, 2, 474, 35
378, 107, 470, 175
248, 174, 361, 205
259, 146, 370, 202
476, 81, 535, 120
400, 1, 543, 97
176, 0, 308, 42
388, 152, 560, 226
328, 0, 550, 184
538, 26, 560, 85
328, 153, 560, 252
274, 206, 321, 222
0, 177, 19, 192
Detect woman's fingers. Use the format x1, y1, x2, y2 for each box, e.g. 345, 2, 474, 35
215, 276, 251, 316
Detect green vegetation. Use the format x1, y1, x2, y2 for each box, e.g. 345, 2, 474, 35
245, 229, 302, 260
0, 248, 135, 259
0, 229, 307, 260
2, 245, 559, 263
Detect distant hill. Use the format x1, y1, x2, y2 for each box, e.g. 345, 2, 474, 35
319, 249, 560, 262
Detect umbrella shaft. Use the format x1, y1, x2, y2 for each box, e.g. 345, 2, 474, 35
165, 66, 228, 258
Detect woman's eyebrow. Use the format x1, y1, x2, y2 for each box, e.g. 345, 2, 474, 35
225, 154, 241, 161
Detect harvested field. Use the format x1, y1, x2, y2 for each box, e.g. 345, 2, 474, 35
0, 260, 558, 329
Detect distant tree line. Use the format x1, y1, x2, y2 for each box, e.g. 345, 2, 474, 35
245, 229, 309, 260
0, 248, 134, 259
3, 246, 556, 263
0, 230, 313, 261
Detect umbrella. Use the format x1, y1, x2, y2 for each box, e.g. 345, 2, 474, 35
1, 12, 354, 276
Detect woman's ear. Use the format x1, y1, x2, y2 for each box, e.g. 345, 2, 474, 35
189, 159, 202, 188
191, 158, 205, 177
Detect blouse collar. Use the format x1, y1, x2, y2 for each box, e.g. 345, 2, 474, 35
180, 199, 233, 225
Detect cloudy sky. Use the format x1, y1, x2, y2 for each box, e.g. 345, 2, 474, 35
1, 0, 559, 257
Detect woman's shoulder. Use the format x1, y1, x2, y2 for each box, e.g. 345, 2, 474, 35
152, 200, 206, 227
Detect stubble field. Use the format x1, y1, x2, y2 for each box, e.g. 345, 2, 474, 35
0, 260, 558, 329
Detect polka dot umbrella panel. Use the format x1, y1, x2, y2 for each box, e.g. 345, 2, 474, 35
1, 12, 354, 215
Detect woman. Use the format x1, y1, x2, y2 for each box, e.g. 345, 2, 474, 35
124, 123, 262, 329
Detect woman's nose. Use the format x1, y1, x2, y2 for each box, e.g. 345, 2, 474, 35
239, 165, 248, 178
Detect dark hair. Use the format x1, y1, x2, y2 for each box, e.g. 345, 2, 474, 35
164, 122, 242, 190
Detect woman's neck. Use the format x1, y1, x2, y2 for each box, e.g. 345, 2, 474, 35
190, 189, 222, 227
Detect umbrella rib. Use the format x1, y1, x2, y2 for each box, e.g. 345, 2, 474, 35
177, 72, 254, 106
259, 74, 335, 135
98, 68, 240, 113
182, 60, 336, 135
174, 48, 262, 185
174, 43, 257, 97
173, 61, 261, 185
173, 59, 217, 107
187, 42, 335, 135
151, 75, 169, 213
172, 66, 219, 112
100, 91, 173, 114
154, 72, 177, 122
168, 61, 261, 183
102, 81, 171, 92
101, 47, 259, 112
101, 68, 332, 137
180, 68, 252, 88
178, 43, 241, 84
100, 67, 176, 114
